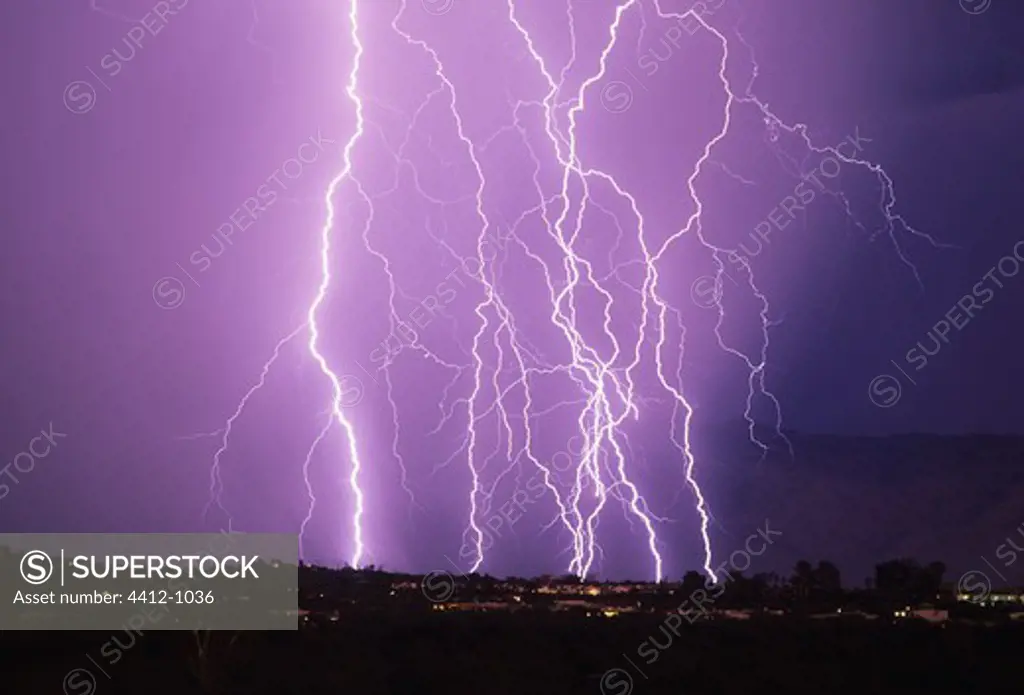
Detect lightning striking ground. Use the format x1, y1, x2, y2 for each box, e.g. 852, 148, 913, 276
302, 0, 370, 570
191, 0, 942, 583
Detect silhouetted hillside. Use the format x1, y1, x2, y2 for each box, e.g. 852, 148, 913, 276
695, 424, 1024, 584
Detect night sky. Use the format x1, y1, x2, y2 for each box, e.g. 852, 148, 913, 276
2, 0, 1023, 584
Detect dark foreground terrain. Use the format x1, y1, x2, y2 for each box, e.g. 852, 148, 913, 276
11, 616, 1023, 695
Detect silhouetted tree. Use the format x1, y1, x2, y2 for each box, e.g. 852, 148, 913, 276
748, 573, 770, 604
875, 558, 920, 606
815, 561, 840, 591
792, 560, 815, 601
920, 561, 946, 602
723, 572, 763, 607
681, 570, 706, 598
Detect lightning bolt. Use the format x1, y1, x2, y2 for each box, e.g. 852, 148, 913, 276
200, 323, 306, 529
303, 0, 370, 569
650, 3, 950, 473
195, 1, 370, 568
188, 0, 945, 585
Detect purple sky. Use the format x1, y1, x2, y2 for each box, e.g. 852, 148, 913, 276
2, 0, 1024, 582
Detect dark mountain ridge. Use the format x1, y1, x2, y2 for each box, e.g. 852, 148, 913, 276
691, 423, 1024, 585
